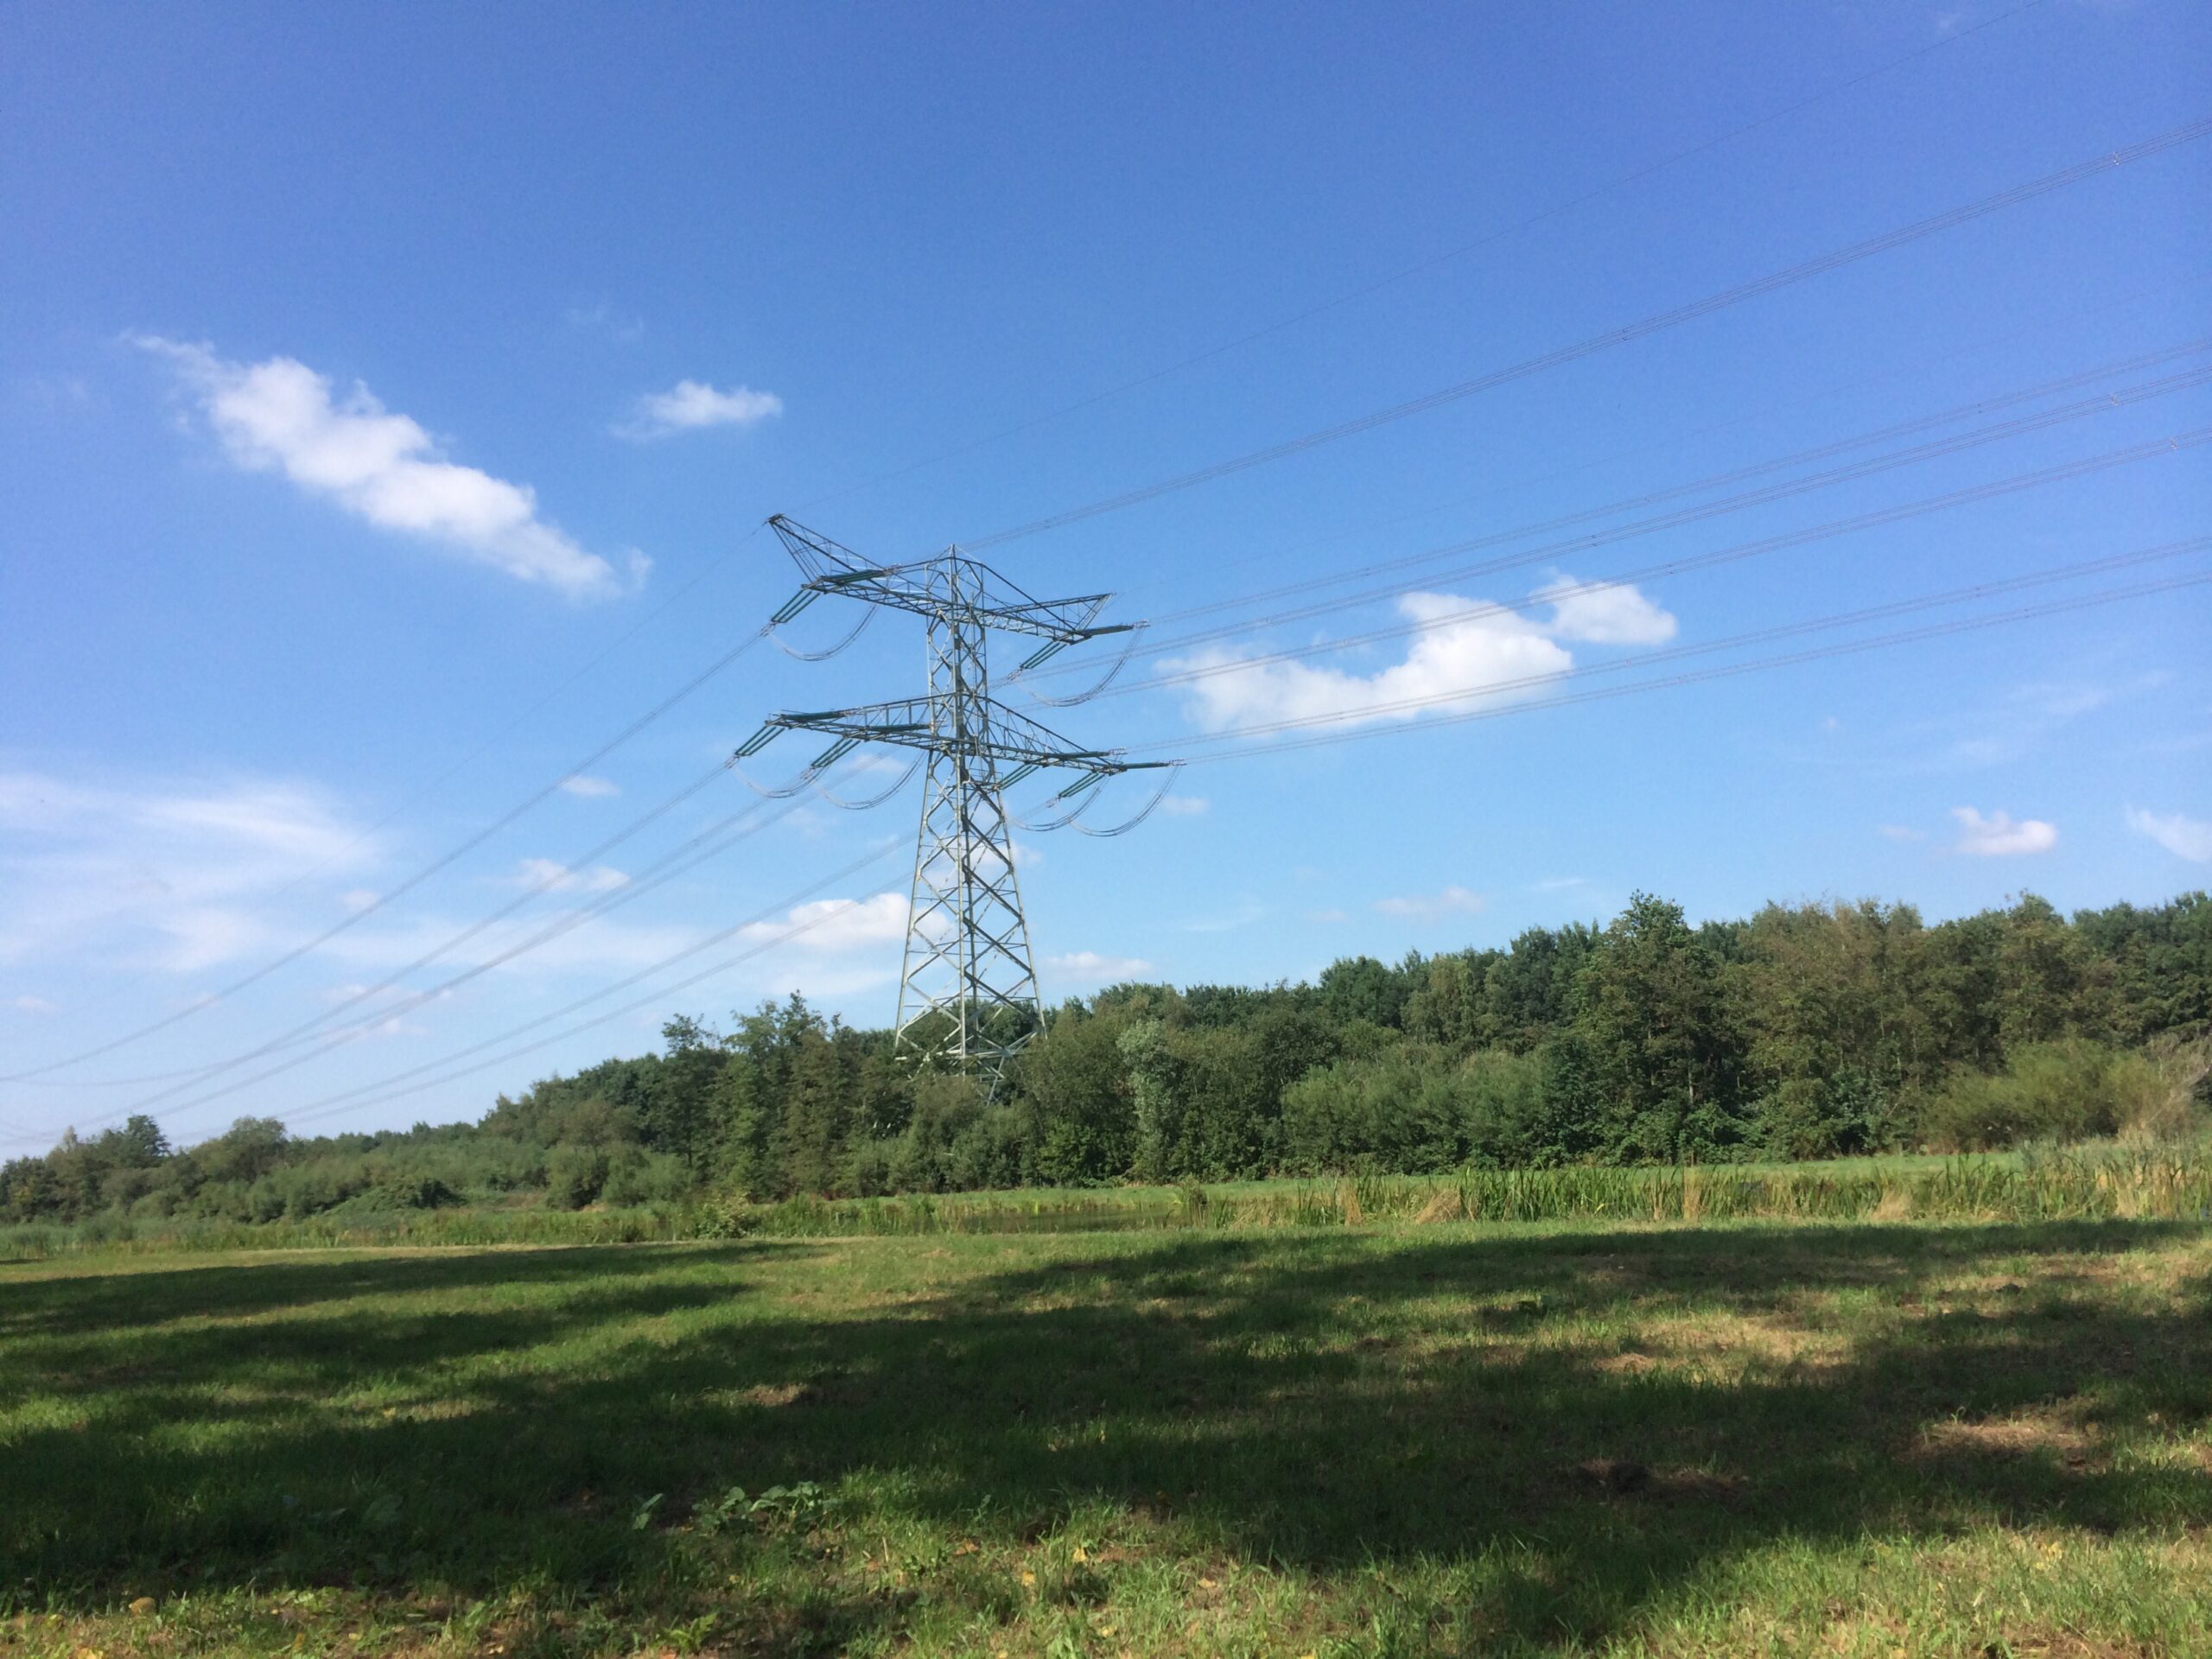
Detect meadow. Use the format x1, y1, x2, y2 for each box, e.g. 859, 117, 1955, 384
3, 1198, 2209, 1657
7, 1144, 2209, 1257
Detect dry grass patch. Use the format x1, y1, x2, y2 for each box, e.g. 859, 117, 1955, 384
1916, 1411, 2110, 1471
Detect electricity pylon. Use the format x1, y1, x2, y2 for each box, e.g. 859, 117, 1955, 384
734, 516, 1171, 1090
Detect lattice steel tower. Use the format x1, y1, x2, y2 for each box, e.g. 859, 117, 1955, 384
735, 517, 1170, 1088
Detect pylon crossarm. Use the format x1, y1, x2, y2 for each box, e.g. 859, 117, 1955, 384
767, 516, 879, 584
771, 517, 1129, 647
760, 696, 1133, 777
1014, 623, 1135, 673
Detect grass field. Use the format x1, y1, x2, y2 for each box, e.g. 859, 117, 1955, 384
3, 1215, 2209, 1657
9, 1147, 2208, 1259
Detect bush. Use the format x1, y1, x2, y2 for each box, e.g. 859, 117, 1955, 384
1280, 1046, 1550, 1174
1757, 1067, 1898, 1161
546, 1145, 611, 1209
599, 1148, 693, 1207
1921, 1040, 2167, 1151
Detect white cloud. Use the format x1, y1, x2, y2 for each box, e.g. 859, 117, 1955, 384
10, 995, 56, 1014
1046, 950, 1154, 982
741, 892, 906, 953
1951, 806, 2057, 857
1172, 594, 1571, 732
558, 774, 620, 799
1373, 885, 1485, 921
617, 379, 783, 441
1536, 575, 1678, 645
1156, 795, 1210, 816
512, 857, 630, 893
1169, 577, 1673, 734
2126, 806, 2212, 862
136, 337, 632, 599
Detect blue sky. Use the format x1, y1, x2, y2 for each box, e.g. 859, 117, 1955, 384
3, 0, 2209, 1153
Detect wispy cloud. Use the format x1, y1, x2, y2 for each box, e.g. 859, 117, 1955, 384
1169, 577, 1673, 734
1156, 795, 1210, 817
2126, 806, 2212, 862
1911, 675, 2149, 772
1374, 885, 1485, 921
1877, 823, 1928, 842
557, 774, 621, 799
617, 379, 783, 441
511, 857, 629, 894
1533, 875, 1587, 892
137, 337, 636, 598
1047, 950, 1154, 983
1951, 806, 2057, 857
563, 301, 644, 342
10, 995, 56, 1015
1302, 907, 1351, 925
1185, 898, 1268, 934
0, 767, 376, 973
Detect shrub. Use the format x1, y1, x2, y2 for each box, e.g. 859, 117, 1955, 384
546, 1145, 611, 1209
1921, 1040, 2166, 1151
1280, 1046, 1549, 1174
599, 1148, 693, 1207
1458, 1048, 1551, 1166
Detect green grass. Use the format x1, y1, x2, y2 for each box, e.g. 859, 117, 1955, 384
3, 1212, 2209, 1657
11, 1146, 2206, 1261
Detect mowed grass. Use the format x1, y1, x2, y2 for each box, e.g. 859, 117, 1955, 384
3, 1218, 2209, 1657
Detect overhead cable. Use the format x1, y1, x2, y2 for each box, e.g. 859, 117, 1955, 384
1106, 424, 2212, 699
1142, 562, 2212, 763
0, 625, 777, 1083
965, 115, 2212, 550
1017, 334, 2212, 664
793, 0, 2052, 517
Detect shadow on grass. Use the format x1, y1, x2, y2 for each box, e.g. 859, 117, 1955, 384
3, 1220, 2207, 1651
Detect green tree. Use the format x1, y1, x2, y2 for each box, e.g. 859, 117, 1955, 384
1019, 1002, 1138, 1183
1572, 894, 1747, 1161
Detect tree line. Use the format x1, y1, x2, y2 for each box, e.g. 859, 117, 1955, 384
5, 888, 2207, 1228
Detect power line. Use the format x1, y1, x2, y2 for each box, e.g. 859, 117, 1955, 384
213, 548, 2212, 1139
1018, 334, 2212, 664
1, 625, 776, 1084
73, 783, 834, 1136
1094, 423, 2212, 701
963, 115, 2212, 550
791, 0, 2051, 517
253, 840, 909, 1132
37, 760, 752, 1091
22, 120, 2187, 1091
213, 526, 775, 927
1150, 538, 2209, 747
1141, 565, 2212, 764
